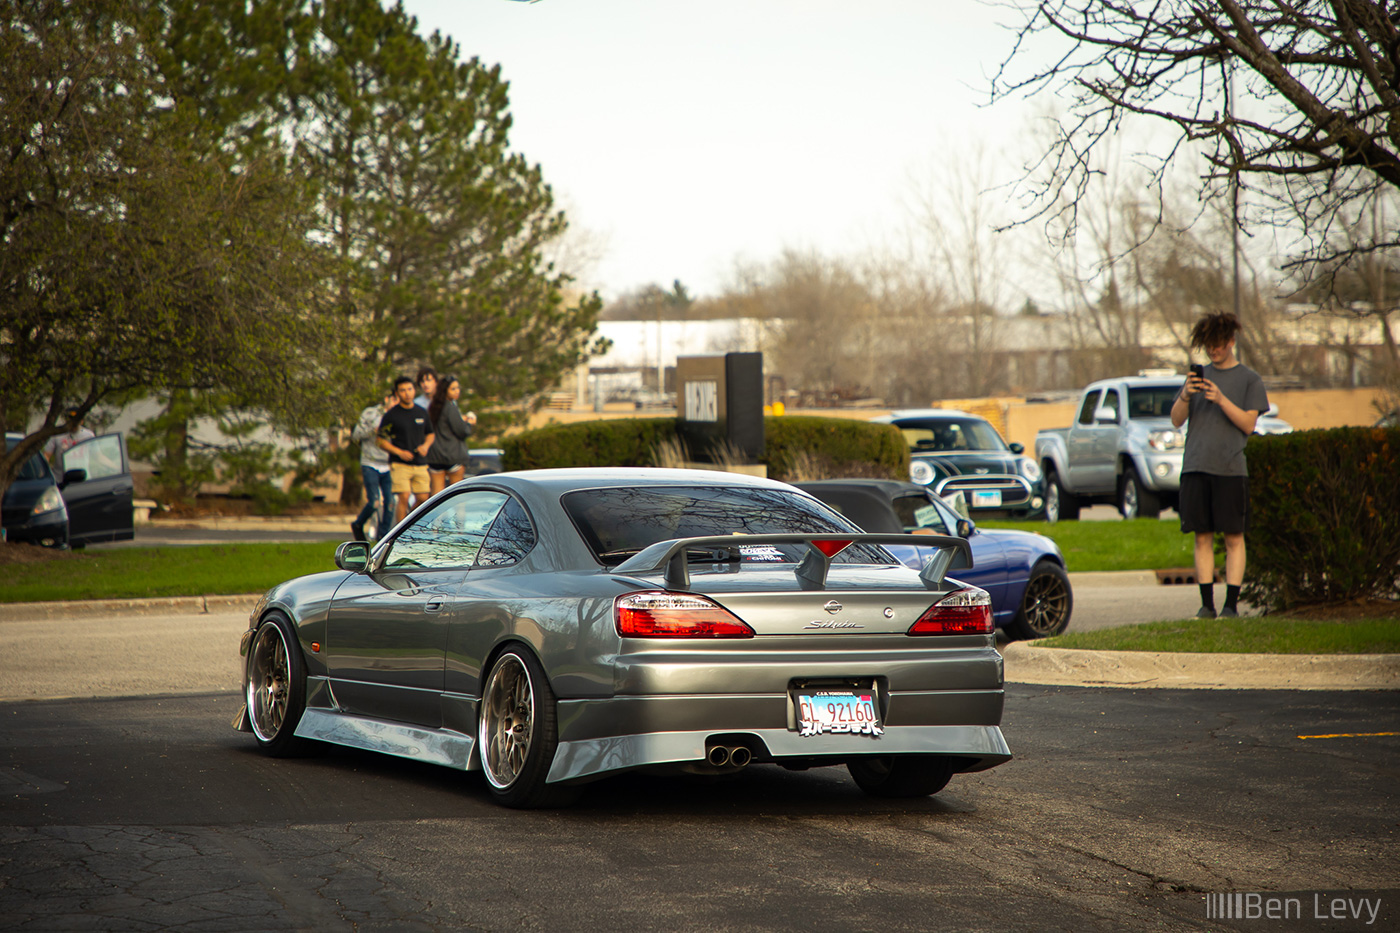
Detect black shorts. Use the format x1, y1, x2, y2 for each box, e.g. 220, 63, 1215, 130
1178, 472, 1249, 535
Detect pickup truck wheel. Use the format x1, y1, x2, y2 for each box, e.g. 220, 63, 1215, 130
1045, 468, 1079, 522
1007, 560, 1073, 640
1118, 468, 1161, 520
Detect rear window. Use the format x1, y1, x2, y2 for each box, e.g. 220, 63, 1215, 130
561, 485, 891, 566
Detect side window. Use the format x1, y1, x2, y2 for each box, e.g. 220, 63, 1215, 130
61, 434, 126, 481
382, 490, 509, 569
892, 494, 951, 535
476, 496, 537, 567
1077, 391, 1101, 425
1100, 388, 1122, 421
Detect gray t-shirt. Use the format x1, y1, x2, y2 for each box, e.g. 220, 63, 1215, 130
1182, 362, 1269, 476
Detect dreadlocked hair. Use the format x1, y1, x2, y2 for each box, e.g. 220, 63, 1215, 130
1188, 312, 1241, 350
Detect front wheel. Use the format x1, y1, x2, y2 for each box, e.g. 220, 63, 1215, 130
1044, 467, 1079, 522
245, 613, 311, 757
478, 647, 578, 809
1118, 468, 1161, 519
1007, 560, 1073, 640
847, 755, 956, 798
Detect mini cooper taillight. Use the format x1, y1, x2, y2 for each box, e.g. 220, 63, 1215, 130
908, 588, 994, 635
615, 592, 756, 638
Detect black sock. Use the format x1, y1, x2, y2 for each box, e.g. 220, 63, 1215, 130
1199, 583, 1215, 611
1224, 585, 1240, 611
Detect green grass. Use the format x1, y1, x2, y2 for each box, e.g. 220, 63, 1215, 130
0, 519, 1201, 603
979, 517, 1193, 572
1036, 617, 1400, 654
0, 543, 342, 603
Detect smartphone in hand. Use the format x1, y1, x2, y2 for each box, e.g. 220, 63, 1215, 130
1189, 363, 1204, 381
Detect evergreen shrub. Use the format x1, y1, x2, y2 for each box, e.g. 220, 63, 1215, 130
1242, 426, 1400, 612
763, 416, 908, 482
502, 418, 677, 470
501, 415, 909, 481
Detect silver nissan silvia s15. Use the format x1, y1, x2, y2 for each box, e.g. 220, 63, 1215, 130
235, 468, 1011, 808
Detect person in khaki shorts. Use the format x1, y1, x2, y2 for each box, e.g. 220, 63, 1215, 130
377, 376, 435, 524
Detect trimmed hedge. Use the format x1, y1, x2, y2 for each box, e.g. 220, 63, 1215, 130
500, 415, 909, 481
1242, 426, 1400, 612
502, 418, 677, 471
763, 416, 908, 482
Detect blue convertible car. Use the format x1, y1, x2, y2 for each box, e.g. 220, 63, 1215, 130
796, 479, 1072, 640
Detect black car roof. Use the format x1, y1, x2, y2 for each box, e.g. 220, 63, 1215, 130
793, 480, 933, 535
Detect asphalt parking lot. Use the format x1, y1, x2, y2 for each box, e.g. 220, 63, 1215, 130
3, 517, 1391, 930
2, 685, 1395, 932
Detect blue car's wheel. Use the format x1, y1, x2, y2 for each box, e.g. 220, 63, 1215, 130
1008, 561, 1073, 640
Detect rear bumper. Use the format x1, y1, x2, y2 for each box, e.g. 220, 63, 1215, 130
552, 682, 1007, 783
548, 720, 1011, 783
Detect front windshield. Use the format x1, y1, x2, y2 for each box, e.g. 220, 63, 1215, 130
4, 437, 50, 481
561, 485, 891, 566
898, 418, 1008, 453
1126, 386, 1182, 419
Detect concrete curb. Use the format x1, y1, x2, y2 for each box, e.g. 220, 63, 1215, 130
0, 594, 260, 623
1066, 570, 1159, 589
1001, 641, 1400, 691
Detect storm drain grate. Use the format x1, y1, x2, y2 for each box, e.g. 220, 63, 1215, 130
1156, 568, 1224, 585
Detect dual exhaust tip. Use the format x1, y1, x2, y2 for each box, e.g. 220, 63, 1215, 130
705, 744, 752, 769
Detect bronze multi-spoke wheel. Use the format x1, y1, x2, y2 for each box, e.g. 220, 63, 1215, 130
478, 648, 576, 808
1008, 560, 1073, 640
246, 614, 309, 756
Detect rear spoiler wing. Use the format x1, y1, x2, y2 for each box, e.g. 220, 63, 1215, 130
611, 533, 972, 592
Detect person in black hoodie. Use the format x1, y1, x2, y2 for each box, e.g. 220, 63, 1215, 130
426, 374, 477, 494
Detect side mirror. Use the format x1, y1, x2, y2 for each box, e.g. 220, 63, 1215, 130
60, 468, 87, 486
956, 518, 975, 538
1009, 442, 1024, 454
335, 541, 370, 572
1094, 407, 1118, 424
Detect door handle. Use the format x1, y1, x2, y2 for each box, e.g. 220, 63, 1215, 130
424, 597, 444, 613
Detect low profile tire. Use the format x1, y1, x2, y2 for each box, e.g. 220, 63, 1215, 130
478, 647, 578, 809
1044, 467, 1079, 522
1118, 468, 1161, 520
245, 613, 312, 757
1007, 560, 1073, 640
847, 755, 956, 798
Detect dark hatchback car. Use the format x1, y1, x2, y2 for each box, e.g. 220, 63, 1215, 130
873, 410, 1047, 521
2, 432, 135, 548
796, 479, 1072, 640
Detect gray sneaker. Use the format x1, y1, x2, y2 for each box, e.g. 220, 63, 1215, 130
1196, 607, 1217, 619
1219, 607, 1240, 618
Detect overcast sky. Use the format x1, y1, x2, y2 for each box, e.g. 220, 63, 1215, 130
399, 0, 1039, 300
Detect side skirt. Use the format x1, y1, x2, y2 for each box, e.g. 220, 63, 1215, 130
293, 708, 477, 771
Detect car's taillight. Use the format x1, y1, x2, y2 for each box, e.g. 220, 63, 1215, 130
615, 592, 755, 638
908, 588, 994, 635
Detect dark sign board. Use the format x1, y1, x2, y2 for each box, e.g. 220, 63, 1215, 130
676, 352, 764, 461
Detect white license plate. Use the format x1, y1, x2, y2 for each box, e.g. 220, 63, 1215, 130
971, 489, 1002, 508
796, 690, 883, 737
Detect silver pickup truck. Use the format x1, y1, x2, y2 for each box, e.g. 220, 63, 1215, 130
1034, 373, 1190, 521
1034, 372, 1292, 521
